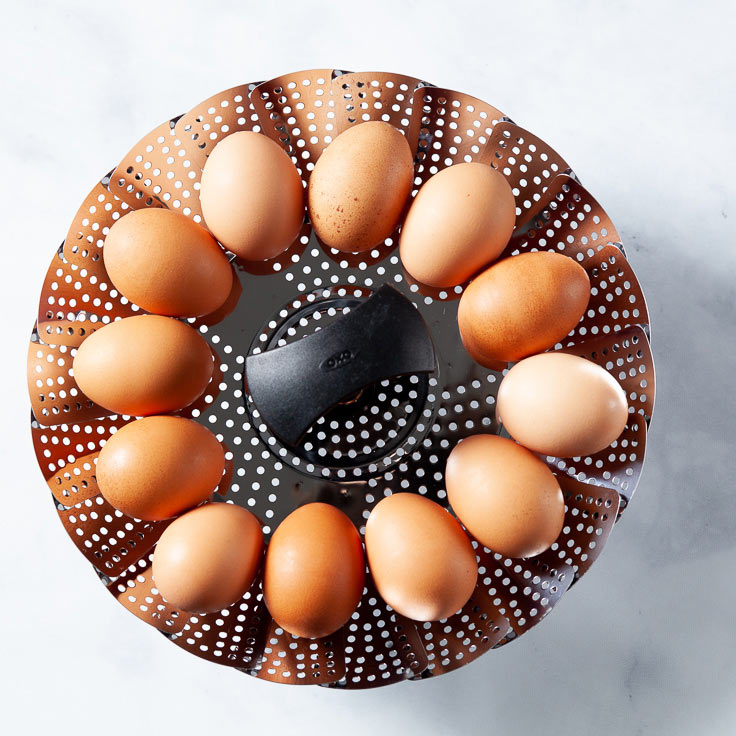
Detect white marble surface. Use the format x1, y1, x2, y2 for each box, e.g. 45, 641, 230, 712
1, 1, 735, 734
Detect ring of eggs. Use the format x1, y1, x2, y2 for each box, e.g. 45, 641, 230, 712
35, 86, 643, 668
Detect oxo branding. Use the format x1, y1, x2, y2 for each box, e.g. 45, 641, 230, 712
320, 348, 356, 372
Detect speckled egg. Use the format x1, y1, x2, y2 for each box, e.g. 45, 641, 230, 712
308, 121, 414, 252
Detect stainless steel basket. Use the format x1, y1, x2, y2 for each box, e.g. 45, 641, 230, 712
27, 68, 654, 688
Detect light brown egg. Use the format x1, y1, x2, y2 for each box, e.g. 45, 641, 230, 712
264, 503, 365, 638
73, 315, 213, 416
497, 352, 629, 457
96, 416, 225, 521
365, 493, 477, 621
200, 131, 304, 261
308, 121, 414, 252
458, 252, 590, 366
152, 503, 263, 614
445, 434, 564, 558
399, 162, 515, 287
103, 208, 233, 317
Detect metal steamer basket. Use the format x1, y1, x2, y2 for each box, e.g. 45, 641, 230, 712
27, 69, 655, 689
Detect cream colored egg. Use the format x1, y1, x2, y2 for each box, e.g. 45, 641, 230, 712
496, 352, 629, 457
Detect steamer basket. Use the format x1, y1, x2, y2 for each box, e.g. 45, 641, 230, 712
27, 68, 655, 688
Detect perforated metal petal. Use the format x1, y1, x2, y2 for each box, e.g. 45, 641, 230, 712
414, 86, 505, 191
36, 244, 135, 348
31, 415, 127, 480
47, 450, 99, 505
57, 494, 169, 578
482, 549, 573, 639
28, 336, 111, 425
418, 572, 510, 676
332, 71, 424, 147
536, 475, 620, 581
254, 621, 345, 685
109, 553, 187, 634
487, 121, 570, 227
251, 69, 336, 181
172, 573, 269, 669
340, 574, 428, 688
28, 69, 654, 688
506, 173, 623, 263
568, 245, 649, 345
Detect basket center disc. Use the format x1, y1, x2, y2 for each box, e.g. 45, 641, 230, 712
245, 285, 438, 478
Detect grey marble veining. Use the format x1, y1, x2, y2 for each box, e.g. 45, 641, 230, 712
1, 1, 735, 734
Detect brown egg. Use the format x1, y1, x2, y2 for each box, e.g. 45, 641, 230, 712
308, 121, 414, 252
458, 252, 590, 366
496, 352, 629, 457
399, 162, 515, 287
200, 131, 304, 260
152, 503, 263, 614
445, 434, 564, 558
103, 208, 233, 317
96, 416, 225, 520
73, 315, 213, 416
365, 493, 477, 621
264, 503, 365, 638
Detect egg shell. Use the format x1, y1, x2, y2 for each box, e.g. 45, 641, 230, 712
263, 503, 365, 638
399, 162, 516, 287
200, 131, 304, 261
496, 352, 629, 457
445, 434, 565, 559
96, 416, 225, 521
72, 315, 213, 416
152, 503, 263, 614
365, 493, 478, 621
103, 208, 233, 317
458, 251, 590, 366
308, 121, 414, 252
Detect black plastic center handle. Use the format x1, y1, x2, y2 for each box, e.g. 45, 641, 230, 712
245, 284, 436, 447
